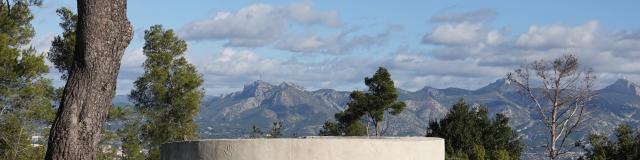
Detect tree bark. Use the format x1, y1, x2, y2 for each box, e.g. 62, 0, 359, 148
45, 0, 133, 159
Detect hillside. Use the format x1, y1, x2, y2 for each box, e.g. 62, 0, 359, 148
194, 79, 640, 153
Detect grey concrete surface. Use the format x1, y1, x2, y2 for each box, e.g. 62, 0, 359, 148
161, 137, 444, 160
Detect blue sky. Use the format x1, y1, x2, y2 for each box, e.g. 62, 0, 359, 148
30, 0, 640, 95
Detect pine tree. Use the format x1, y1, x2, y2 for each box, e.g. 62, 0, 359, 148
130, 25, 204, 160
251, 125, 263, 138
268, 121, 283, 138
427, 99, 523, 160
579, 124, 640, 159
320, 67, 404, 136
0, 1, 55, 159
47, 7, 76, 80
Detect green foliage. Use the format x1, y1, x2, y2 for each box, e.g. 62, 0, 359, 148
472, 145, 486, 160
47, 7, 76, 80
130, 25, 204, 160
0, 0, 41, 47
269, 121, 283, 138
250, 121, 286, 138
118, 109, 145, 160
493, 149, 512, 160
319, 120, 367, 136
322, 67, 405, 136
0, 1, 54, 159
579, 124, 640, 160
427, 99, 523, 160
251, 125, 263, 138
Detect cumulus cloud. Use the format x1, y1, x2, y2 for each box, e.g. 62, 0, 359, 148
422, 22, 488, 46
421, 13, 640, 89
115, 48, 146, 94
192, 46, 511, 94
179, 2, 340, 47
276, 27, 396, 54
114, 6, 640, 95
516, 21, 599, 49
190, 16, 640, 95
192, 48, 380, 94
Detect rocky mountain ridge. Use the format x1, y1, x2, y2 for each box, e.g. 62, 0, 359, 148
193, 78, 640, 153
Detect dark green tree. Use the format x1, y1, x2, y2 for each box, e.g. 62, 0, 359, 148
320, 67, 404, 136
578, 124, 640, 160
251, 125, 263, 138
0, 1, 55, 159
130, 25, 204, 160
250, 121, 286, 138
427, 99, 523, 160
268, 121, 283, 138
47, 7, 76, 80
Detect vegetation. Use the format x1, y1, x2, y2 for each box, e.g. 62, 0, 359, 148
320, 67, 405, 136
130, 25, 204, 160
1, 0, 637, 159
0, 0, 55, 159
47, 7, 76, 80
427, 99, 523, 160
507, 54, 596, 160
578, 124, 640, 160
251, 121, 285, 138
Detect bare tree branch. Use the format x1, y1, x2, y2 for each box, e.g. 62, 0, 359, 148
506, 54, 595, 160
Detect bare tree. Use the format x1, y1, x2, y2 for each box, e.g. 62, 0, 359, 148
45, 0, 133, 159
506, 54, 595, 160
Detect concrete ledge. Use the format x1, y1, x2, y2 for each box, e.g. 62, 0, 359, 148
161, 137, 444, 160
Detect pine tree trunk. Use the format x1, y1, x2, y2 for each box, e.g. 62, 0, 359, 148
45, 0, 133, 159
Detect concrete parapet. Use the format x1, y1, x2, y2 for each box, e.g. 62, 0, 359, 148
161, 137, 444, 160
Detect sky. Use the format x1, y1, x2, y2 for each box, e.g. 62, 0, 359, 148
29, 0, 640, 96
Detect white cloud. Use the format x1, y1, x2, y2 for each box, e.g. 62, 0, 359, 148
422, 22, 486, 46
193, 48, 379, 94
121, 47, 146, 68
189, 17, 640, 95
285, 2, 341, 27
516, 21, 599, 49
276, 27, 395, 54
179, 2, 340, 47
420, 16, 640, 90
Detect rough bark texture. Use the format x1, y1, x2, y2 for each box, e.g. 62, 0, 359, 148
45, 0, 133, 159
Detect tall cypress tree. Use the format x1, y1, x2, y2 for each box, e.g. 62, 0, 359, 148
0, 1, 55, 159
130, 25, 204, 160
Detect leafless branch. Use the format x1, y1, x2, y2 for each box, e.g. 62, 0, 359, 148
506, 54, 595, 160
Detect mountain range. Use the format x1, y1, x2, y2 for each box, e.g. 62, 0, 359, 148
185, 78, 640, 153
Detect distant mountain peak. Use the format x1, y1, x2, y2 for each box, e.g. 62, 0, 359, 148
476, 78, 515, 92
613, 78, 635, 86
602, 78, 640, 96
239, 80, 274, 97
279, 81, 305, 90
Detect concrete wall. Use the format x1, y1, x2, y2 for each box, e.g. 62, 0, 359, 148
161, 137, 444, 160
